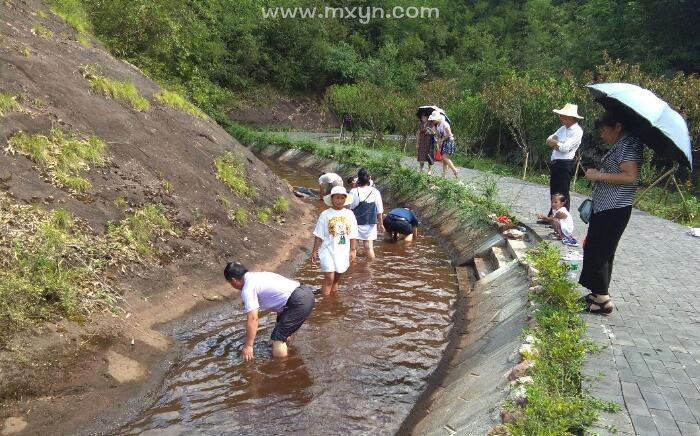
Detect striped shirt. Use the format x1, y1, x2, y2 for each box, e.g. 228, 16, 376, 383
592, 135, 643, 213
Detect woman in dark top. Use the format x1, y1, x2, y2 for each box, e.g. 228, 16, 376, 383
416, 114, 433, 175
580, 110, 643, 314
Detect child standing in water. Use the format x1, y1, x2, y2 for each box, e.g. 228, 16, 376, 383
312, 186, 359, 295
537, 193, 578, 246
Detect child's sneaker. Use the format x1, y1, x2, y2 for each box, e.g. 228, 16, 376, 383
562, 236, 579, 247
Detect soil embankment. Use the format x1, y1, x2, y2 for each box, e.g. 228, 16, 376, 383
0, 1, 313, 434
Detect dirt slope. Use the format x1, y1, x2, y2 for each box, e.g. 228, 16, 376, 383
0, 0, 313, 434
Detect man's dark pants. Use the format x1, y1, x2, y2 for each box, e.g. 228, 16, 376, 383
549, 159, 575, 214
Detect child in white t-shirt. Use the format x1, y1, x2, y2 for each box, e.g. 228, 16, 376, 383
312, 186, 359, 295
537, 193, 578, 246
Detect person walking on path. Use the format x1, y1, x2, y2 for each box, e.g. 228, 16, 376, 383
312, 186, 358, 295
224, 262, 315, 361
428, 111, 459, 179
416, 113, 434, 175
383, 206, 420, 242
579, 110, 643, 314
349, 169, 384, 259
540, 104, 584, 219
318, 172, 344, 199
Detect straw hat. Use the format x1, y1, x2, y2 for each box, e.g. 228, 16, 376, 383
323, 185, 354, 207
428, 110, 445, 122
553, 103, 583, 119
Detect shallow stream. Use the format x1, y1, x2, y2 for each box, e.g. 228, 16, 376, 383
119, 160, 459, 435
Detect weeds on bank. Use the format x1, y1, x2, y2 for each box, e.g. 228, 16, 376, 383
273, 196, 289, 214
230, 207, 248, 226
504, 242, 619, 434
80, 65, 150, 111
0, 196, 175, 346
6, 129, 106, 193
214, 152, 254, 196
154, 90, 208, 119
107, 203, 178, 258
0, 92, 21, 116
31, 24, 53, 39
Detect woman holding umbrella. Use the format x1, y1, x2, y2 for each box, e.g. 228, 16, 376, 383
580, 83, 693, 314
428, 111, 460, 180
580, 109, 643, 314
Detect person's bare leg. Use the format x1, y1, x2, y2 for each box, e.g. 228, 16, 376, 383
331, 272, 343, 293
322, 272, 335, 296
444, 157, 459, 178
365, 240, 375, 259
427, 164, 433, 176
442, 159, 447, 177
419, 161, 425, 172
272, 340, 288, 357
404, 233, 414, 241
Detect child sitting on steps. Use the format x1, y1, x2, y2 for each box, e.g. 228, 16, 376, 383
537, 193, 578, 247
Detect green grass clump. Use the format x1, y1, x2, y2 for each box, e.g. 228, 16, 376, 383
0, 197, 113, 345
113, 196, 127, 208
214, 152, 253, 196
504, 242, 619, 434
80, 66, 150, 111
257, 207, 272, 223
48, 0, 92, 34
154, 90, 207, 119
273, 196, 290, 214
31, 24, 53, 39
107, 204, 177, 257
7, 129, 106, 193
0, 92, 21, 116
230, 207, 248, 226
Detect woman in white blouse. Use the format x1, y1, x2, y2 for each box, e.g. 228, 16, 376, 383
348, 169, 384, 259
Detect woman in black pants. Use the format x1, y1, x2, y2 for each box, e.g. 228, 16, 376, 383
580, 110, 643, 314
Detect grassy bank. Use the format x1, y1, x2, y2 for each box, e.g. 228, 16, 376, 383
0, 196, 176, 346
502, 242, 618, 434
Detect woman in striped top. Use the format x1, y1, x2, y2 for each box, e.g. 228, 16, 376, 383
579, 110, 643, 314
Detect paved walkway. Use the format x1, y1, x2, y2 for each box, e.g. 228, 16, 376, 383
402, 158, 700, 436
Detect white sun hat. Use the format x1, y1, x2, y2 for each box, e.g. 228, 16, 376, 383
427, 110, 445, 122
553, 103, 584, 119
323, 185, 354, 207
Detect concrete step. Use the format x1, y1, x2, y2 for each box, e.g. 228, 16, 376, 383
473, 255, 496, 280
491, 245, 513, 270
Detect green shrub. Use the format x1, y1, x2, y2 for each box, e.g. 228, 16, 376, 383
154, 90, 207, 119
7, 129, 106, 193
214, 152, 253, 196
113, 196, 127, 208
0, 93, 21, 116
80, 65, 150, 111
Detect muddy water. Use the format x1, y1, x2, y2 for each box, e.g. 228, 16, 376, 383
119, 161, 458, 435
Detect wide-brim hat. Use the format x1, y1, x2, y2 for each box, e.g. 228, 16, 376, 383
427, 110, 445, 122
553, 103, 584, 119
323, 185, 354, 207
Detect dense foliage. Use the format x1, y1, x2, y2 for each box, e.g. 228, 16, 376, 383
49, 0, 699, 191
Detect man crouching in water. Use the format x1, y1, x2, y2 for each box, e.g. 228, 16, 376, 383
224, 262, 315, 361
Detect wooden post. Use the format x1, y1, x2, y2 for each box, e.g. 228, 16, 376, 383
522, 149, 529, 180
572, 153, 583, 186
634, 164, 678, 207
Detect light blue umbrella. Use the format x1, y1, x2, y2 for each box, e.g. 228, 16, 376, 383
587, 83, 693, 169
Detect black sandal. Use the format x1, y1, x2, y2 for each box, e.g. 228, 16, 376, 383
578, 294, 596, 305
586, 299, 614, 315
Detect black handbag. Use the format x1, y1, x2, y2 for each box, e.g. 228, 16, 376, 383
578, 198, 594, 224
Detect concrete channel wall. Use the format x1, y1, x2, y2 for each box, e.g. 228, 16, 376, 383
252, 144, 534, 435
